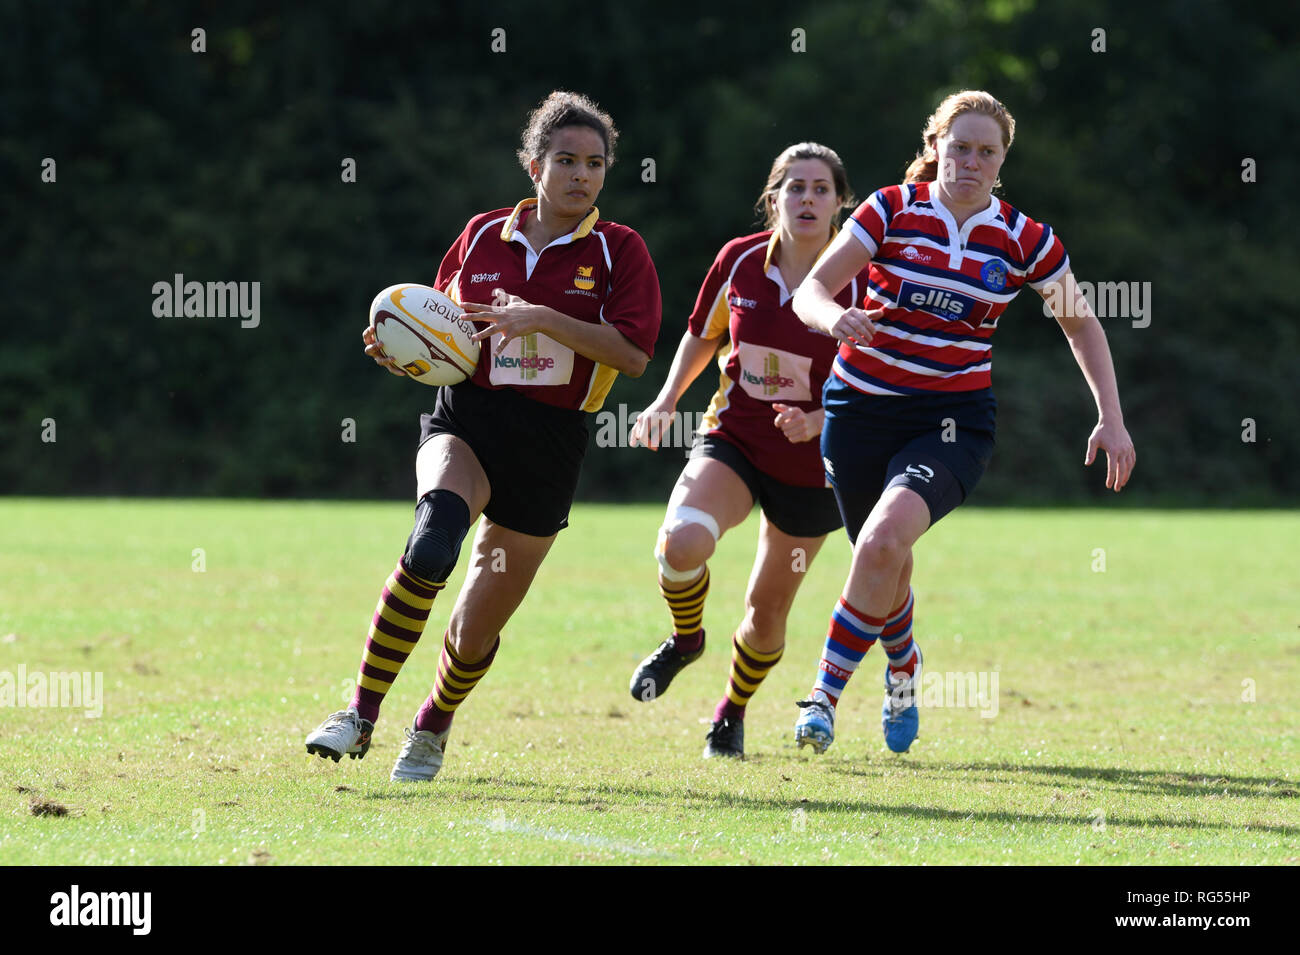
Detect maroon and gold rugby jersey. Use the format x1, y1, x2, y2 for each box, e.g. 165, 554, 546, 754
689, 231, 866, 488
835, 180, 1069, 396
435, 199, 662, 412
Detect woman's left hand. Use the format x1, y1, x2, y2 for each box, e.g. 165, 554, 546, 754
772, 404, 824, 444
465, 289, 550, 347
1086, 419, 1136, 492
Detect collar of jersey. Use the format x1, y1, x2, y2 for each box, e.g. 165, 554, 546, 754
500, 198, 600, 245
924, 185, 1000, 268
929, 188, 999, 220
762, 225, 838, 276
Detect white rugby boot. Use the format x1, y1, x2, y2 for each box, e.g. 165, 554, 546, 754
390, 722, 450, 782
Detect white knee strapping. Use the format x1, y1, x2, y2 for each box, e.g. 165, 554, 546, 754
654, 505, 721, 582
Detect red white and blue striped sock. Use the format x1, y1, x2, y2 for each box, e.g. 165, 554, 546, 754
811, 596, 883, 706
879, 588, 917, 677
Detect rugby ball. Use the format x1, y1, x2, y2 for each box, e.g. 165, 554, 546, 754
369, 283, 481, 386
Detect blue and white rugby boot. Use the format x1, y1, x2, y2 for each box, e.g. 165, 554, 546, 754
793, 690, 836, 754
881, 645, 922, 753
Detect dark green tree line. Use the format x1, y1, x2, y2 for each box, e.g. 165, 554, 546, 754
1, 0, 1295, 505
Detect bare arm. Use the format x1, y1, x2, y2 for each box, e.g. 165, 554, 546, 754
652, 330, 723, 406
466, 292, 650, 377
792, 228, 879, 346
630, 330, 723, 450
1038, 268, 1137, 492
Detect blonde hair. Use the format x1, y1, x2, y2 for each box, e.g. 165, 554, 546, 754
904, 90, 1015, 188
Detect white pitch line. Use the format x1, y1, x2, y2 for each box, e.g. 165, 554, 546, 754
476, 813, 670, 858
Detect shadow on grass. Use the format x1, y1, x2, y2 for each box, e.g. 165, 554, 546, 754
354, 766, 1300, 836
851, 759, 1300, 801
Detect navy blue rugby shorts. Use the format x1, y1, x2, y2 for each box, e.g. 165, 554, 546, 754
819, 374, 996, 542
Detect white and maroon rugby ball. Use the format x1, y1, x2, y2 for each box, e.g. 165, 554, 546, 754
369, 283, 481, 386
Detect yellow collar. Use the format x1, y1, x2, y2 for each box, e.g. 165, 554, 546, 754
764, 225, 838, 273
500, 198, 600, 242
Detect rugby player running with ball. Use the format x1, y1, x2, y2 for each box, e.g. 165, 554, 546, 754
306, 91, 662, 781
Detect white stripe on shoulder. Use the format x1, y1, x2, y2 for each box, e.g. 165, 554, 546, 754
1026, 226, 1058, 275
847, 217, 878, 257
465, 215, 509, 262
1028, 253, 1070, 290
868, 191, 892, 224
727, 239, 766, 284
1007, 211, 1028, 242
591, 226, 613, 272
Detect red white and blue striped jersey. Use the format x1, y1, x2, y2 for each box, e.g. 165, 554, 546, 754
690, 231, 865, 487
834, 181, 1069, 396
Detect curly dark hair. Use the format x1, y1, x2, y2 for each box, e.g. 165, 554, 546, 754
517, 91, 619, 174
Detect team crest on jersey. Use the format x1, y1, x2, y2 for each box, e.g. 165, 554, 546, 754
574, 265, 596, 291
980, 258, 1008, 292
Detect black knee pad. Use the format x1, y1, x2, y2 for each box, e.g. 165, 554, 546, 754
403, 489, 471, 584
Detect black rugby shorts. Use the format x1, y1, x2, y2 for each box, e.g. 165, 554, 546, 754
689, 433, 843, 538
418, 381, 588, 537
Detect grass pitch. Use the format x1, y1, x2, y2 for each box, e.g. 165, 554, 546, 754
0, 499, 1295, 865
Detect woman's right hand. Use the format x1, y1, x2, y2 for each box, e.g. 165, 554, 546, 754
363, 325, 407, 376
825, 306, 882, 348
630, 397, 678, 451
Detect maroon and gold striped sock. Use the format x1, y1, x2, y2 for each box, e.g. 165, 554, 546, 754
713, 633, 784, 722
660, 567, 710, 654
350, 558, 444, 724
413, 633, 500, 734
